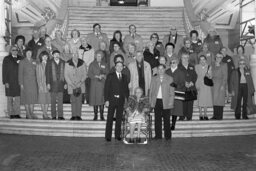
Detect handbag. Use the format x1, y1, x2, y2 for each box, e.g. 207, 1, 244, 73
247, 96, 256, 115
73, 87, 82, 97
204, 65, 213, 86
185, 89, 197, 101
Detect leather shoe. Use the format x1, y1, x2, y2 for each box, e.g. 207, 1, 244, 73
243, 116, 249, 120
70, 117, 75, 120
52, 117, 57, 120
76, 116, 82, 121
10, 115, 16, 119
204, 116, 209, 120
15, 115, 21, 119
171, 125, 175, 130
199, 116, 204, 120
58, 117, 65, 120
106, 138, 111, 142
116, 137, 122, 141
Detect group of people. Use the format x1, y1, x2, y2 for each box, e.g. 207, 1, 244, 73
2, 23, 255, 142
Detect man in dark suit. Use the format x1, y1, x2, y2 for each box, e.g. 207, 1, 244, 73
27, 29, 44, 60
36, 36, 58, 63
2, 46, 23, 119
104, 61, 129, 141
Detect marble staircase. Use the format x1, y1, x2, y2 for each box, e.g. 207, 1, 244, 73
0, 104, 255, 138
67, 6, 186, 41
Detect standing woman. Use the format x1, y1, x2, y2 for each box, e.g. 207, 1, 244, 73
109, 30, 124, 54
68, 29, 81, 54
143, 41, 160, 74
88, 50, 109, 120
230, 59, 255, 119
179, 52, 198, 121
166, 57, 186, 130
19, 48, 38, 119
150, 33, 165, 56
232, 45, 250, 69
211, 53, 227, 120
65, 52, 87, 120
195, 55, 213, 120
36, 51, 51, 119
15, 35, 26, 58
198, 43, 215, 67
128, 51, 152, 96
109, 42, 126, 68
52, 30, 68, 61
149, 64, 174, 140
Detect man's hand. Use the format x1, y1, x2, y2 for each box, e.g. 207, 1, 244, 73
5, 83, 9, 88
47, 84, 51, 90
20, 85, 24, 90
105, 101, 109, 107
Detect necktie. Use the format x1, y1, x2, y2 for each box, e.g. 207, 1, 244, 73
119, 73, 121, 80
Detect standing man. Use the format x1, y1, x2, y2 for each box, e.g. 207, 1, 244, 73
45, 50, 66, 120
104, 61, 129, 141
36, 36, 58, 62
86, 23, 109, 51
163, 25, 184, 54
2, 46, 23, 119
123, 24, 144, 53
27, 29, 45, 60
149, 64, 174, 140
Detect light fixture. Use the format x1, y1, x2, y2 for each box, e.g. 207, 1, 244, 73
117, 0, 125, 4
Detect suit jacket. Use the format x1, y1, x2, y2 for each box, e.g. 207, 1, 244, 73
27, 38, 45, 59
45, 58, 66, 92
104, 72, 129, 106
123, 33, 144, 53
162, 34, 184, 54
86, 32, 109, 51
178, 63, 197, 91
2, 54, 23, 96
36, 45, 58, 63
149, 74, 175, 109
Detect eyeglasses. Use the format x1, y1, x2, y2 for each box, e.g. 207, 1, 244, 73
12, 49, 18, 51
151, 36, 157, 39
171, 61, 177, 64
239, 63, 245, 65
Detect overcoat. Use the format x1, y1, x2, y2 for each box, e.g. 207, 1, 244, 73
128, 61, 151, 96
88, 60, 108, 105
212, 63, 227, 106
230, 69, 255, 110
149, 74, 175, 109
166, 68, 186, 116
2, 54, 23, 97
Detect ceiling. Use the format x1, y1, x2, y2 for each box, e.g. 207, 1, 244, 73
191, 0, 241, 29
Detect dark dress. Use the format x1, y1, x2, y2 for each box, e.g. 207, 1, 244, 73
19, 58, 38, 105
222, 55, 235, 93
203, 35, 223, 56
166, 68, 186, 116
179, 63, 198, 120
143, 48, 160, 72
2, 55, 23, 97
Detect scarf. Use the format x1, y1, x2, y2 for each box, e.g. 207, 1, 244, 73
52, 60, 64, 82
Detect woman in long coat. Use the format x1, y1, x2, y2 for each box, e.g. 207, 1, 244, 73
19, 48, 38, 119
128, 51, 151, 96
211, 53, 227, 120
166, 57, 186, 130
88, 50, 109, 120
230, 59, 255, 119
36, 51, 51, 119
195, 55, 213, 120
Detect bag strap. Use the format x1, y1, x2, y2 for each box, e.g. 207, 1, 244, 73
206, 65, 210, 75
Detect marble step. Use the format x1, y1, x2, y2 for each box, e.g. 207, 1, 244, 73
68, 6, 184, 11
0, 118, 255, 137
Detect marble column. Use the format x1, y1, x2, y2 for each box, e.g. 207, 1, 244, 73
0, 0, 8, 117
250, 1, 256, 102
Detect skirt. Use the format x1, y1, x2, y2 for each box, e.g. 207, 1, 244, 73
38, 92, 51, 104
